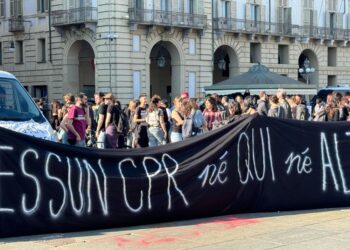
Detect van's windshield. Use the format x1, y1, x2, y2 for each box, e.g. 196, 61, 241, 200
0, 78, 46, 123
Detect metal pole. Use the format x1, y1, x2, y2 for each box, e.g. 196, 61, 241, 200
48, 0, 52, 63
211, 0, 214, 71
268, 0, 271, 31
109, 0, 112, 92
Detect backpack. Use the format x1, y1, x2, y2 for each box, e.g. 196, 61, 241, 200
116, 108, 130, 136
182, 116, 194, 139
299, 105, 310, 121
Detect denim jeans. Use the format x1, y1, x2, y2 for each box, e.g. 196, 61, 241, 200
96, 131, 106, 149
61, 130, 68, 145
75, 140, 86, 147
148, 127, 164, 147
170, 132, 183, 143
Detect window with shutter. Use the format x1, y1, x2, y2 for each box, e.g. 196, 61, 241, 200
277, 6, 283, 32
304, 0, 313, 9
10, 0, 14, 17
280, 0, 288, 7
10, 0, 23, 17
222, 0, 230, 18
0, 0, 4, 17
188, 0, 194, 14
329, 0, 337, 12
69, 0, 76, 9
37, 0, 49, 13
16, 0, 23, 16
336, 12, 343, 29
44, 0, 49, 11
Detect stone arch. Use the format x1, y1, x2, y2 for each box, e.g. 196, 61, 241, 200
298, 49, 319, 86
145, 37, 185, 100
62, 37, 96, 97
213, 45, 239, 84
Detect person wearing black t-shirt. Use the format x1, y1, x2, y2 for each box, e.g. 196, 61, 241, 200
104, 93, 122, 149
133, 94, 149, 148
95, 92, 107, 148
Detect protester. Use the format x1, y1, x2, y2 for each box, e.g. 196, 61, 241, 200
202, 96, 222, 131
257, 91, 268, 116
60, 93, 74, 122
242, 95, 257, 115
171, 96, 184, 143
181, 98, 195, 139
146, 95, 167, 147
50, 100, 61, 130
227, 101, 242, 120
190, 98, 206, 135
86, 100, 97, 147
159, 99, 171, 143
124, 100, 137, 148
181, 91, 189, 100
313, 98, 326, 121
104, 93, 123, 149
57, 93, 75, 144
338, 96, 349, 121
268, 95, 283, 118
133, 94, 149, 147
95, 92, 107, 149
325, 99, 340, 121
235, 94, 245, 112
277, 89, 292, 119
287, 96, 297, 119
66, 93, 90, 147
294, 95, 310, 121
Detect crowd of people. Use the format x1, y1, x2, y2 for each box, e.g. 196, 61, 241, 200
42, 88, 350, 148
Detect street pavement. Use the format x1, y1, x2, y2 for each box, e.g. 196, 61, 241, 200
2, 208, 350, 249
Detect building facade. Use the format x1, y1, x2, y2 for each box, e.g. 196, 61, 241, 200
0, 0, 349, 103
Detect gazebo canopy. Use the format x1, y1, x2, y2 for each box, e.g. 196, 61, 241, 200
205, 64, 317, 95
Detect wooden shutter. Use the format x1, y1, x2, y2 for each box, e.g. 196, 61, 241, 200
44, 0, 49, 11
231, 0, 236, 18
260, 4, 265, 31
184, 0, 188, 13
85, 0, 92, 7
0, 0, 4, 17
285, 7, 292, 33
245, 3, 251, 30
17, 0, 23, 16
325, 11, 330, 28
226, 1, 231, 18
312, 9, 317, 26
303, 9, 310, 25
277, 6, 283, 32
193, 0, 198, 14
10, 0, 14, 16
215, 0, 220, 17
69, 0, 75, 9
336, 13, 343, 29
329, 0, 337, 12
245, 3, 251, 20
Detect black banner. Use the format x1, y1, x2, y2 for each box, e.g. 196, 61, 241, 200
1, 114, 350, 237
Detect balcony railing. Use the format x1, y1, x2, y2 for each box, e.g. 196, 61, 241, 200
129, 8, 207, 30
213, 18, 299, 36
9, 18, 25, 32
51, 7, 97, 27
213, 18, 349, 41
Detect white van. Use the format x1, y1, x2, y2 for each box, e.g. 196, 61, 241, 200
0, 70, 56, 141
